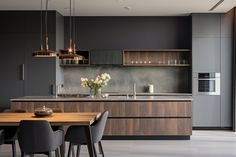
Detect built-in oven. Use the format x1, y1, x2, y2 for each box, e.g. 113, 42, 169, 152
193, 72, 220, 95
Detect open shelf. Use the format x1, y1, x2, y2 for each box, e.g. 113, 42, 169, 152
123, 49, 191, 67
123, 64, 191, 67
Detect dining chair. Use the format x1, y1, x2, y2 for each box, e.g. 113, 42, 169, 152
18, 120, 64, 157
0, 129, 4, 145
65, 111, 108, 157
0, 109, 27, 157
51, 108, 65, 157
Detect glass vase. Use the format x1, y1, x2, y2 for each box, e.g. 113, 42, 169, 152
90, 88, 102, 98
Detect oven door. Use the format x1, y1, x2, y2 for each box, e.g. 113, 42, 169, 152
194, 78, 220, 95
198, 79, 216, 93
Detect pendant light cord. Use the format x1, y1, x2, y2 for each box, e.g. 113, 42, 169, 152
45, 0, 48, 38
73, 0, 76, 52
69, 0, 72, 49
40, 0, 43, 50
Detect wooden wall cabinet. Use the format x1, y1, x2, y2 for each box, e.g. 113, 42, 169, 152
11, 101, 192, 137
123, 49, 191, 67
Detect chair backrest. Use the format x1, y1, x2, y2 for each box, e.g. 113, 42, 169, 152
0, 129, 4, 145
18, 120, 55, 153
91, 111, 109, 142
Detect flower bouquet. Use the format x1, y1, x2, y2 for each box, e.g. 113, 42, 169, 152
81, 73, 111, 97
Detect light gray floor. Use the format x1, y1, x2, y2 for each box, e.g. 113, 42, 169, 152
1, 131, 236, 157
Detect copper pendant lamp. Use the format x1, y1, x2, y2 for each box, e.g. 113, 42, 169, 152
68, 0, 77, 55
32, 0, 59, 57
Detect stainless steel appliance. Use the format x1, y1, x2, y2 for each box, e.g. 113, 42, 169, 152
193, 72, 220, 95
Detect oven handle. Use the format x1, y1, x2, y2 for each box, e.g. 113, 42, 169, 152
198, 78, 216, 80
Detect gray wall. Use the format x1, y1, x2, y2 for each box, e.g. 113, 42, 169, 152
64, 16, 191, 49
63, 66, 190, 94
63, 16, 192, 94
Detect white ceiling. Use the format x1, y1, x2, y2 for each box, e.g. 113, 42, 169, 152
0, 0, 235, 16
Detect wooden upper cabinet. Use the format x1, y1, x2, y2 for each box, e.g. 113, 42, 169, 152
123, 49, 191, 67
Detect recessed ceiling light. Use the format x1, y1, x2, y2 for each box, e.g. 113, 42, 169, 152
117, 0, 124, 3
123, 6, 132, 10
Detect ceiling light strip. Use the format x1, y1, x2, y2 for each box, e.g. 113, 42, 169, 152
209, 0, 224, 11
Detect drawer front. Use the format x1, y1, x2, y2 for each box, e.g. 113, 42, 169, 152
11, 101, 192, 117
104, 118, 192, 136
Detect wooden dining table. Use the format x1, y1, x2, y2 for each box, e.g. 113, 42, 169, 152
0, 112, 101, 157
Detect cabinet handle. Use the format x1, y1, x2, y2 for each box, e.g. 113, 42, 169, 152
51, 84, 55, 95
21, 64, 25, 81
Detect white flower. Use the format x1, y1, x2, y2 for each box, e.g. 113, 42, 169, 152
80, 73, 111, 89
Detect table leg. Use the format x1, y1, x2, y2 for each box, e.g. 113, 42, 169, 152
84, 125, 95, 157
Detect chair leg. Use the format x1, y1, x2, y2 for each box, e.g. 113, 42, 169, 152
12, 140, 16, 157
72, 144, 75, 157
21, 152, 26, 157
60, 142, 65, 157
48, 151, 53, 157
76, 145, 81, 157
68, 143, 76, 157
67, 143, 72, 157
56, 148, 60, 157
93, 144, 97, 157
98, 141, 105, 157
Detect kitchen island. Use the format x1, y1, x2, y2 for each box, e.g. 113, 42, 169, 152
11, 95, 192, 139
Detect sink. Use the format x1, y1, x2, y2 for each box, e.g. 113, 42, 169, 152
57, 94, 88, 98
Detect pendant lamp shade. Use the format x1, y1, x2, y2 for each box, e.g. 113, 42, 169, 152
33, 0, 59, 57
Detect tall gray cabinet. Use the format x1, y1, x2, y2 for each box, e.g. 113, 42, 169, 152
0, 11, 64, 109
192, 12, 233, 128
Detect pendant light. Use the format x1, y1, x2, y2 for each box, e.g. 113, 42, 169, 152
68, 0, 77, 55
32, 0, 59, 57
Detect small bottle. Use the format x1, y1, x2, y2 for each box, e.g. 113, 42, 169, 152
148, 84, 154, 93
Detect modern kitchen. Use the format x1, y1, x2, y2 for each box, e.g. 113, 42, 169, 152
0, 0, 236, 157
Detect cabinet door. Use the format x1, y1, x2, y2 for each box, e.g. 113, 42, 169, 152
192, 37, 220, 72
220, 37, 232, 127
193, 95, 221, 127
0, 34, 25, 109
192, 14, 221, 38
90, 49, 122, 65
24, 34, 56, 96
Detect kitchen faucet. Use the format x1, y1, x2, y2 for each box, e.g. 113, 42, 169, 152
133, 83, 136, 99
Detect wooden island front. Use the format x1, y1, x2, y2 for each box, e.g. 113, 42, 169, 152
11, 96, 192, 139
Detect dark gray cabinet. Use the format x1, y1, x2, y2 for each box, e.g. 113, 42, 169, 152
192, 37, 220, 72
192, 14, 221, 72
193, 95, 221, 127
0, 34, 25, 109
220, 12, 233, 127
192, 14, 221, 38
0, 11, 64, 109
90, 49, 123, 65
192, 13, 233, 128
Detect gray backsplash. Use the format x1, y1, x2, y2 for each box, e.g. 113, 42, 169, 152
63, 66, 190, 94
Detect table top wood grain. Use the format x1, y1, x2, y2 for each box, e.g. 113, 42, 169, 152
0, 112, 101, 126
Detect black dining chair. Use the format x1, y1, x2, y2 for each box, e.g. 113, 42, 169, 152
0, 129, 4, 145
0, 109, 27, 157
65, 111, 108, 157
18, 120, 64, 157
